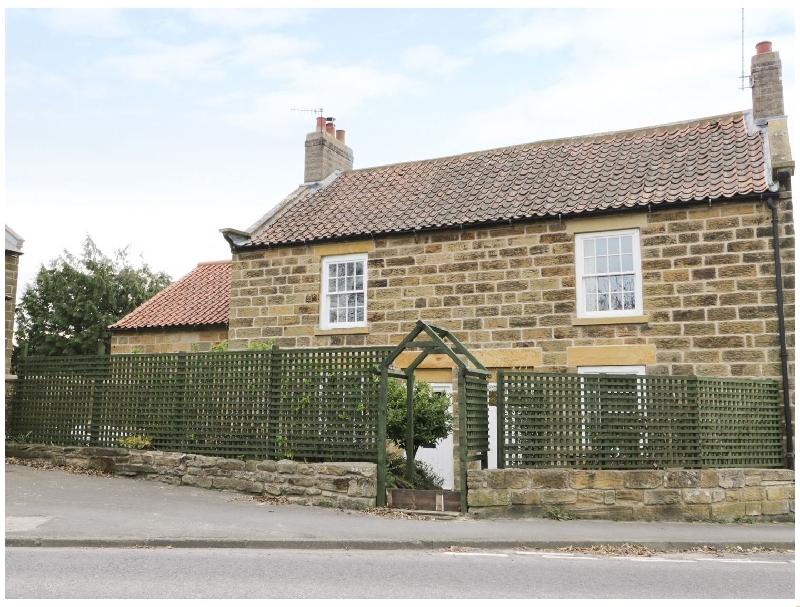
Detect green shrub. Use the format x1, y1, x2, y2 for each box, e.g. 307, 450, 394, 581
246, 340, 274, 351
386, 379, 452, 456
385, 447, 445, 490
7, 430, 33, 444
546, 506, 575, 521
118, 434, 153, 450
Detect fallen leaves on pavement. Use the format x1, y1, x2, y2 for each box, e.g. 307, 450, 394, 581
5, 456, 114, 477
515, 542, 789, 556
235, 494, 292, 506
361, 507, 436, 521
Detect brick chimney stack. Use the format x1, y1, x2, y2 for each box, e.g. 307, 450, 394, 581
304, 117, 354, 183
750, 42, 793, 181
751, 40, 784, 121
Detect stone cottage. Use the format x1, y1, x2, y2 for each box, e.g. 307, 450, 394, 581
110, 44, 794, 465
220, 43, 793, 409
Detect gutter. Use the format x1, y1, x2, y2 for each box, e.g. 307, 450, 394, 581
766, 188, 794, 469
221, 172, 344, 253
231, 193, 772, 252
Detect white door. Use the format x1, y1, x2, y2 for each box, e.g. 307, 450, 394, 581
487, 384, 498, 470
414, 383, 455, 490
415, 382, 498, 490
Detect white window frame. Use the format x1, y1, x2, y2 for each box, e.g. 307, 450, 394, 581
320, 253, 368, 330
574, 228, 643, 318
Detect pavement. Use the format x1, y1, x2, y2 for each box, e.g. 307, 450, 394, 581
4, 463, 795, 551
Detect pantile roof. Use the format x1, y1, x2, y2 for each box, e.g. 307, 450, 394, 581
242, 112, 770, 248
109, 261, 230, 330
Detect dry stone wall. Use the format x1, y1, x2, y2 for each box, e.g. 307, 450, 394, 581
7, 443, 793, 522
5, 444, 376, 510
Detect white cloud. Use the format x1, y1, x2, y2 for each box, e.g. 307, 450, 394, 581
481, 10, 579, 54
465, 7, 796, 153
481, 9, 747, 60
236, 34, 317, 65
40, 8, 132, 38
216, 60, 419, 135
6, 60, 110, 100
6, 60, 70, 90
189, 8, 309, 31
463, 75, 742, 157
402, 44, 472, 75
102, 38, 232, 84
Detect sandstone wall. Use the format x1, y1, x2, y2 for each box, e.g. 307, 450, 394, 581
468, 467, 794, 522
110, 327, 229, 354
7, 443, 792, 522
6, 443, 376, 510
228, 197, 794, 386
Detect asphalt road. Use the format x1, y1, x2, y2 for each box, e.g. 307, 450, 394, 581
5, 547, 795, 600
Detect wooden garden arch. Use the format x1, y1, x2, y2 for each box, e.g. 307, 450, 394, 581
375, 321, 491, 513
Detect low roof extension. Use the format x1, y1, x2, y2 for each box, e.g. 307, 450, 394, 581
109, 260, 231, 330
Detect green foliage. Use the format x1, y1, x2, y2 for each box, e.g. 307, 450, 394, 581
386, 379, 452, 456
7, 430, 33, 444
206, 340, 273, 352
385, 448, 445, 490
546, 507, 576, 521
246, 340, 274, 351
13, 235, 171, 361
118, 434, 153, 450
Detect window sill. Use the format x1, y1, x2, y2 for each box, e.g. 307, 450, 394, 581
571, 314, 649, 326
314, 327, 370, 336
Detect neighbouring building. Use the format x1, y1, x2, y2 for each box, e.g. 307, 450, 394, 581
5, 225, 24, 377
109, 261, 230, 354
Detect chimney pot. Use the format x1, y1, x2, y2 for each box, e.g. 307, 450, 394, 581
304, 120, 354, 182
756, 40, 773, 54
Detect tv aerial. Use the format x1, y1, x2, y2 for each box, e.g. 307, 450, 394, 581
292, 108, 336, 130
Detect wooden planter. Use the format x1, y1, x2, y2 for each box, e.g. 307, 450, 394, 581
387, 488, 461, 512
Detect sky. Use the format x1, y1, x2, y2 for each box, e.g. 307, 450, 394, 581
4, 7, 796, 301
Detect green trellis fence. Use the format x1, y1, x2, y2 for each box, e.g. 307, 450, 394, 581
497, 371, 785, 469
11, 347, 392, 462
11, 352, 786, 469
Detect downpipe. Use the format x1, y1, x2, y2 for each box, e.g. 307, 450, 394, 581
766, 195, 794, 469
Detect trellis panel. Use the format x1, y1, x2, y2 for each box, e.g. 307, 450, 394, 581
12, 347, 391, 462
697, 377, 784, 467
96, 354, 182, 449
499, 372, 783, 469
12, 355, 105, 446
269, 347, 389, 461
463, 372, 489, 456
